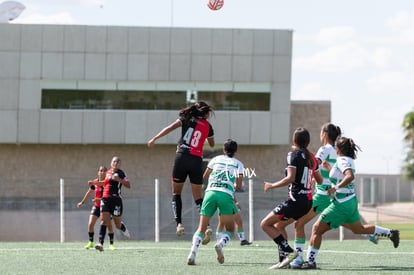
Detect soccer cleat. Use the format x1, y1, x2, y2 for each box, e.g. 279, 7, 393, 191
95, 243, 104, 252
290, 256, 304, 269
202, 228, 213, 245
187, 251, 196, 265
214, 243, 224, 264
368, 234, 379, 244
240, 240, 252, 246
176, 223, 185, 237
390, 229, 400, 248
268, 263, 280, 270
121, 228, 131, 239
275, 251, 297, 269
301, 261, 317, 269
109, 244, 115, 250
84, 241, 94, 249
268, 262, 290, 269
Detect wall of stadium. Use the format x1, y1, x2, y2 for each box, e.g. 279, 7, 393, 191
0, 24, 292, 145
0, 24, 335, 241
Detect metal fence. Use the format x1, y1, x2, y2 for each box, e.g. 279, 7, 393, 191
1, 175, 413, 242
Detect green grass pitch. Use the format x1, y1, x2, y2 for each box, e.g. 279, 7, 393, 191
1, 240, 413, 274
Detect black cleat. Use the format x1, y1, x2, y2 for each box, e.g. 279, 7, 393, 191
390, 229, 400, 248
301, 261, 317, 269
240, 240, 252, 246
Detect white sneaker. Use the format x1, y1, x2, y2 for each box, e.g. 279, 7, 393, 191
277, 251, 297, 269
268, 262, 290, 269
176, 223, 185, 236
95, 243, 104, 252
187, 251, 196, 265
202, 228, 213, 245
121, 228, 131, 239
214, 243, 224, 264
290, 256, 304, 269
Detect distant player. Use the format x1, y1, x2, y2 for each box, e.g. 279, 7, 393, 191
77, 166, 115, 250
93, 156, 131, 251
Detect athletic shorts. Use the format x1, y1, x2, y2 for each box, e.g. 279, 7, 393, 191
172, 152, 203, 184
319, 196, 359, 229
201, 190, 236, 217
90, 205, 100, 217
101, 197, 123, 217
312, 193, 332, 214
218, 201, 239, 216
272, 196, 312, 220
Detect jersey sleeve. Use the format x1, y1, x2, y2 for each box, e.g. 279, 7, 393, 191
207, 156, 216, 170
337, 157, 353, 173
315, 146, 328, 162
287, 151, 298, 168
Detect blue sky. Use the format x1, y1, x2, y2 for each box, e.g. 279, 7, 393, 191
9, 0, 414, 174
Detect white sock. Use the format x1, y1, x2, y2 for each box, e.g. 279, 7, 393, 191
374, 225, 391, 237
238, 230, 245, 241
306, 246, 319, 264
294, 242, 305, 258
190, 233, 202, 253
217, 232, 231, 248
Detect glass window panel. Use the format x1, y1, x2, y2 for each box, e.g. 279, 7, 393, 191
41, 90, 186, 110
198, 91, 270, 111
41, 90, 270, 111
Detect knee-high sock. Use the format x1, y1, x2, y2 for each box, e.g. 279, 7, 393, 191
190, 232, 203, 253
172, 194, 182, 225
98, 225, 107, 245
217, 231, 232, 248
195, 198, 203, 213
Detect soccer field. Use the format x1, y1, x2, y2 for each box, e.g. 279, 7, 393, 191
0, 240, 413, 275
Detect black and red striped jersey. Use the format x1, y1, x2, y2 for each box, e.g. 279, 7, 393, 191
177, 116, 214, 157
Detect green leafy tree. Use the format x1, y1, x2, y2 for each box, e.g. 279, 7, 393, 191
402, 111, 414, 179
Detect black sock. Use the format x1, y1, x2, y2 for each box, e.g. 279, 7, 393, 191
108, 233, 114, 245
278, 245, 285, 262
172, 194, 182, 225
195, 198, 203, 213
274, 234, 294, 253
98, 225, 107, 245
88, 232, 94, 242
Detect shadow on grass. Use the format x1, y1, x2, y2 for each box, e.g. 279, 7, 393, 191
318, 264, 414, 271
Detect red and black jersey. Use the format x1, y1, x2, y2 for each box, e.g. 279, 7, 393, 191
103, 169, 127, 198
177, 116, 214, 158
286, 149, 318, 200
89, 180, 104, 207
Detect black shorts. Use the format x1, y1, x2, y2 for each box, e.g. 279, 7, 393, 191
100, 197, 123, 217
272, 196, 312, 220
172, 152, 203, 184
90, 205, 100, 217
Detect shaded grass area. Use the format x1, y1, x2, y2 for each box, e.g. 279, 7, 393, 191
0, 240, 413, 275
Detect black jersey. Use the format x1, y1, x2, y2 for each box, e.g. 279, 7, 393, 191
286, 149, 315, 199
